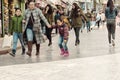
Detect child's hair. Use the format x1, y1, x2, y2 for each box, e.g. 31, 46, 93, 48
15, 8, 22, 12
57, 18, 63, 22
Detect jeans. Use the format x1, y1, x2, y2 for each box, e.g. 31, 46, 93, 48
74, 27, 81, 42
58, 36, 68, 51
12, 32, 25, 53
26, 28, 34, 41
107, 23, 116, 44
86, 21, 91, 31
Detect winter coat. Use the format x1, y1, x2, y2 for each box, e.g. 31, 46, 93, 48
9, 15, 23, 34
70, 9, 88, 28
85, 12, 92, 21
23, 8, 50, 44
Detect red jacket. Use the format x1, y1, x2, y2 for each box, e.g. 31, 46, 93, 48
53, 23, 69, 40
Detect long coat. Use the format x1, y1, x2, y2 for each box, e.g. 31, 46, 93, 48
23, 8, 50, 44
70, 9, 88, 28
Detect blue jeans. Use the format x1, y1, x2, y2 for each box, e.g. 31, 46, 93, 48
26, 28, 34, 41
58, 36, 68, 51
12, 32, 25, 53
86, 21, 91, 31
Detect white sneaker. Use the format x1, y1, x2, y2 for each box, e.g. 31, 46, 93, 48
112, 40, 115, 47
109, 43, 112, 47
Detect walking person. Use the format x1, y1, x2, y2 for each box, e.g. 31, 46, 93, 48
70, 3, 88, 46
54, 10, 61, 34
85, 9, 92, 32
23, 1, 51, 57
53, 18, 69, 57
44, 4, 54, 46
96, 12, 101, 29
105, 0, 118, 47
101, 11, 106, 26
9, 8, 25, 57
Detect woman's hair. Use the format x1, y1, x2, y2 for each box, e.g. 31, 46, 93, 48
107, 0, 114, 13
45, 4, 53, 14
72, 3, 80, 18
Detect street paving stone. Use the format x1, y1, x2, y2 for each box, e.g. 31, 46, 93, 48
0, 26, 120, 67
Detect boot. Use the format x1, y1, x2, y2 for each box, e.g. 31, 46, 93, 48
48, 42, 52, 46
75, 40, 78, 46
26, 41, 32, 57
36, 44, 40, 56
21, 47, 26, 55
64, 50, 69, 57
60, 48, 65, 55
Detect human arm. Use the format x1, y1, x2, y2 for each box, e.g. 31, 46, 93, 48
38, 9, 51, 28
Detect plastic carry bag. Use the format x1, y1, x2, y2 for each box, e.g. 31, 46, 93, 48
2, 35, 13, 48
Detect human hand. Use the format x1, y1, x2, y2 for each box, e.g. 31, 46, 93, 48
22, 20, 26, 23
64, 40, 67, 43
47, 24, 51, 28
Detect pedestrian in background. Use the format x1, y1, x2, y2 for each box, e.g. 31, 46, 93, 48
54, 10, 61, 34
9, 8, 25, 57
23, 1, 51, 57
96, 12, 101, 29
105, 0, 118, 47
101, 11, 106, 26
85, 9, 92, 32
44, 4, 54, 46
70, 3, 88, 46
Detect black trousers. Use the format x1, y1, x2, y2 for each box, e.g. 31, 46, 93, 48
74, 27, 81, 42
107, 23, 116, 44
45, 26, 53, 43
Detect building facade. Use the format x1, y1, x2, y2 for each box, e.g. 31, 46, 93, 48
1, 0, 25, 37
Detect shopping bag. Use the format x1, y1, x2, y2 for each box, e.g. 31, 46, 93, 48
2, 35, 13, 48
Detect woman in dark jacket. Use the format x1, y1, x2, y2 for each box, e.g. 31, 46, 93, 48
44, 4, 54, 46
70, 3, 88, 46
105, 0, 118, 47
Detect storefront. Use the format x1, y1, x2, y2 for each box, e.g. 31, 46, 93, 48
1, 0, 25, 37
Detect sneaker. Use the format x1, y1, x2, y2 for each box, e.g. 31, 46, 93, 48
109, 43, 112, 47
64, 51, 69, 57
60, 48, 65, 55
9, 53, 15, 57
112, 40, 115, 47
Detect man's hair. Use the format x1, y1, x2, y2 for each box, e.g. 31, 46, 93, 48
15, 8, 22, 12
28, 1, 35, 5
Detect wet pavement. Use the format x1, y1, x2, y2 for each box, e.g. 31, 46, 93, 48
0, 49, 120, 80
0, 25, 120, 66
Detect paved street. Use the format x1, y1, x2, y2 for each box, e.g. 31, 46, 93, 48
0, 49, 120, 80
0, 26, 120, 66
0, 26, 120, 80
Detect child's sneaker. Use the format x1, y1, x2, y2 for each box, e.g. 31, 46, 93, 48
9, 52, 15, 57
60, 48, 64, 55
64, 51, 69, 57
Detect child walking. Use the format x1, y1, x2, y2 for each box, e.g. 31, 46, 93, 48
9, 8, 25, 57
54, 18, 69, 57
